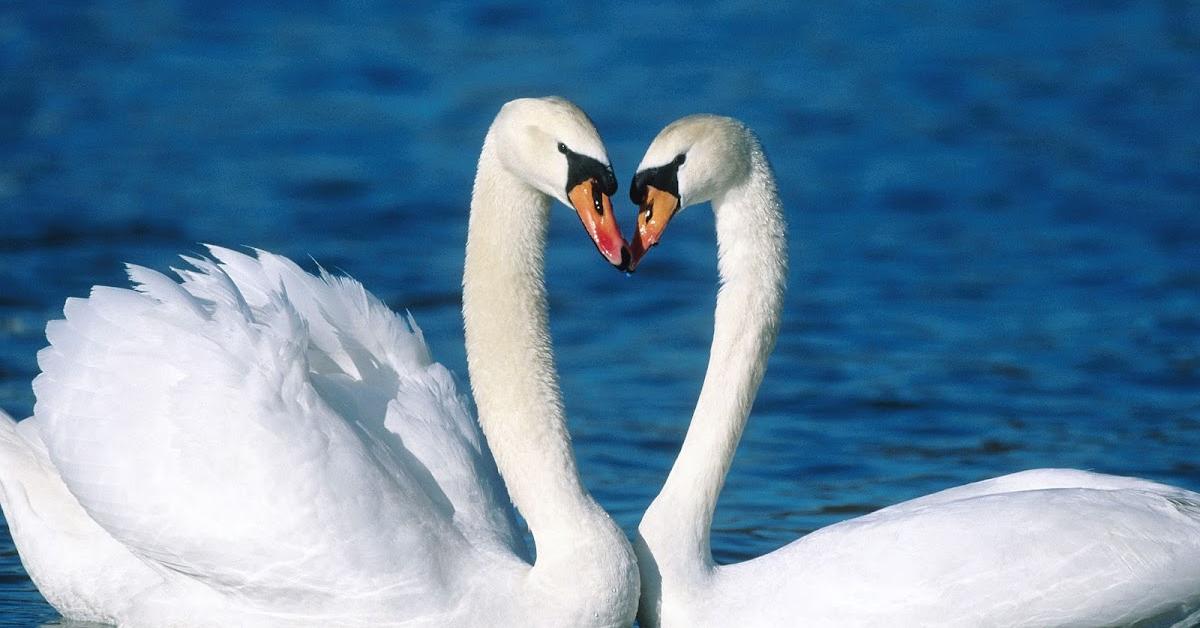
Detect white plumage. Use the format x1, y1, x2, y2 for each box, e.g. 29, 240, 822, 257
632, 115, 1200, 628
0, 97, 638, 627
5, 247, 524, 626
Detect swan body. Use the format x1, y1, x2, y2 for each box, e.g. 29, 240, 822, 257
629, 115, 1200, 627
0, 97, 637, 627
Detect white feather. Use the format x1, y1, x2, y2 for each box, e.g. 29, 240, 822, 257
0, 97, 637, 627
635, 116, 1200, 628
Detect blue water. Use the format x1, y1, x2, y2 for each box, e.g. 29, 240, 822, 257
1, 1, 1198, 624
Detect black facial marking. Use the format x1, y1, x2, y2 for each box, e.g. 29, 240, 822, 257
630, 152, 685, 205
560, 144, 617, 196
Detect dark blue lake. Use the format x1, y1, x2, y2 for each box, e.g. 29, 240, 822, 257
1, 1, 1198, 625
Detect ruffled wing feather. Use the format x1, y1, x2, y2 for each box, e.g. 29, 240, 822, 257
31, 247, 525, 609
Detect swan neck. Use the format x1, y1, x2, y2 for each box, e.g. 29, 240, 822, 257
640, 145, 787, 573
462, 133, 626, 567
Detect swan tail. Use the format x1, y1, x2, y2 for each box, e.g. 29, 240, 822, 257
0, 410, 160, 624
0, 408, 35, 509
0, 406, 18, 447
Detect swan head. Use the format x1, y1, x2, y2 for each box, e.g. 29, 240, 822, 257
491, 97, 630, 270
627, 115, 755, 270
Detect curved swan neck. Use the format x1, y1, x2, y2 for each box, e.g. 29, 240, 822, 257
640, 143, 787, 572
462, 131, 622, 564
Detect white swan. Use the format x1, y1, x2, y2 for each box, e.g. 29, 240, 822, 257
0, 96, 638, 627
627, 114, 1200, 627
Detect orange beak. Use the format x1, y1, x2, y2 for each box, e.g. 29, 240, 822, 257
568, 178, 630, 270
628, 185, 680, 271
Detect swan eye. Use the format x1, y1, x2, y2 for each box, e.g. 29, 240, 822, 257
557, 142, 568, 154
674, 153, 686, 166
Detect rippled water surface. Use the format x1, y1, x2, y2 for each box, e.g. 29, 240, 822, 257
2, 1, 1199, 625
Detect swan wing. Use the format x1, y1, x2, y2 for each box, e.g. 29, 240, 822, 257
197, 246, 525, 557
872, 468, 1191, 516
30, 248, 524, 607
724, 478, 1200, 625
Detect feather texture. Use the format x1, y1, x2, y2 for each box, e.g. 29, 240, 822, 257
0, 97, 638, 627
19, 247, 525, 622
635, 115, 1200, 628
